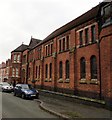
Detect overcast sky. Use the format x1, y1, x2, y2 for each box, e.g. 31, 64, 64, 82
0, 0, 104, 63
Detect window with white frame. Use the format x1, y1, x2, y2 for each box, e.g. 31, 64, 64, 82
59, 40, 62, 52
17, 55, 20, 62
79, 30, 83, 45
91, 25, 96, 43
14, 55, 17, 62
16, 68, 19, 77
66, 35, 69, 50
12, 68, 15, 77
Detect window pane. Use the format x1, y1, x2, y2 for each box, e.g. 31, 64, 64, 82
66, 60, 69, 79
66, 36, 69, 49
59, 40, 61, 52
91, 26, 96, 42
14, 55, 17, 62
80, 57, 86, 79
17, 55, 20, 62
90, 56, 97, 79
85, 28, 89, 44
59, 61, 62, 78
49, 63, 52, 78
79, 31, 83, 45
51, 44, 53, 55
46, 46, 47, 56
45, 64, 48, 78
63, 38, 65, 51
48, 45, 50, 55
39, 65, 40, 79
36, 66, 38, 78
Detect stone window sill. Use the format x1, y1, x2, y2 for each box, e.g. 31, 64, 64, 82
44, 79, 48, 82
79, 79, 99, 85
49, 78, 52, 82
79, 79, 87, 84
64, 79, 70, 83
58, 79, 63, 83
90, 79, 99, 85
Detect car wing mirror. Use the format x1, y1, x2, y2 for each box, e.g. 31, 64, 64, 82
14, 86, 18, 89
18, 86, 22, 89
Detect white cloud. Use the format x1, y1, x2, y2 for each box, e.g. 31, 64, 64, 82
0, 0, 103, 63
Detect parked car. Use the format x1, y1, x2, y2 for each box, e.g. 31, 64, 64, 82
13, 84, 39, 99
0, 82, 13, 92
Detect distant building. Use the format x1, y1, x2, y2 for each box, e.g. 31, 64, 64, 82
10, 37, 41, 85
6, 59, 12, 83
0, 62, 6, 82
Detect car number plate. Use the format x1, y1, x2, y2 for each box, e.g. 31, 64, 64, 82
31, 95, 36, 96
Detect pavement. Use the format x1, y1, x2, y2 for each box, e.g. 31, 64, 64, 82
35, 89, 112, 120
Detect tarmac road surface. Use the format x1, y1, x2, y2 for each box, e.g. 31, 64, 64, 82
2, 92, 58, 119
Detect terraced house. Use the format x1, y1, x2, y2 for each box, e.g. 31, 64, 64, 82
6, 1, 112, 106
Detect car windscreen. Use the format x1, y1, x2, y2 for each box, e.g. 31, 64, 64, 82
21, 85, 29, 89
2, 83, 10, 86
28, 84, 34, 89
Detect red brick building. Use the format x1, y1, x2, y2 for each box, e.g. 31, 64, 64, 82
28, 2, 111, 104
0, 60, 12, 83
11, 43, 28, 85
22, 37, 41, 84
2, 1, 111, 105
0, 62, 6, 82
10, 37, 41, 86
5, 59, 12, 82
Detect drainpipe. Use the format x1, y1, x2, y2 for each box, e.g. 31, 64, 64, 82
26, 50, 29, 84
98, 18, 102, 100
98, 39, 102, 100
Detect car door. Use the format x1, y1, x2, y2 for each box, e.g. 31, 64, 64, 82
15, 84, 21, 96
17, 85, 22, 96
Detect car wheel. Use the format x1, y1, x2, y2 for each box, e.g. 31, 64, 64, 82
21, 93, 25, 99
2, 89, 4, 92
14, 92, 16, 96
36, 94, 39, 99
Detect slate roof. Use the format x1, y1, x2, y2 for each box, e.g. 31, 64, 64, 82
28, 37, 41, 50
11, 44, 28, 53
11, 37, 42, 52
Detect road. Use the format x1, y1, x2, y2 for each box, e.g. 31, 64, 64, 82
2, 92, 58, 118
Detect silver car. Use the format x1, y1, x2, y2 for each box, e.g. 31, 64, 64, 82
0, 82, 13, 92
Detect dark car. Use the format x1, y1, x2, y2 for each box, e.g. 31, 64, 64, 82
13, 84, 39, 99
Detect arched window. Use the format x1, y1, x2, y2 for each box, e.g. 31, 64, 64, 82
39, 65, 40, 79
45, 64, 48, 78
66, 60, 69, 79
90, 56, 97, 79
80, 57, 86, 79
49, 63, 52, 78
59, 61, 63, 78
36, 66, 38, 78
28, 68, 30, 78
